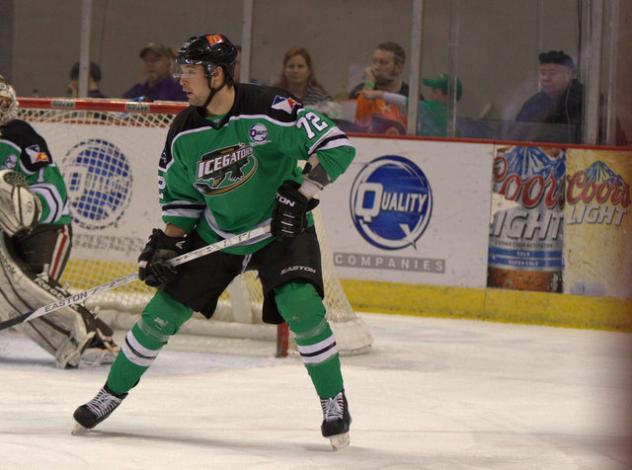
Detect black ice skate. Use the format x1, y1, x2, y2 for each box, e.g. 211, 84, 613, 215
320, 390, 351, 450
72, 385, 127, 434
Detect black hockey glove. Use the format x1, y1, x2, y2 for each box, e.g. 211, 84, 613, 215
271, 180, 319, 239
138, 229, 188, 289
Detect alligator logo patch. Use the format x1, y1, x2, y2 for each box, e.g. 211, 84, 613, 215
194, 143, 257, 195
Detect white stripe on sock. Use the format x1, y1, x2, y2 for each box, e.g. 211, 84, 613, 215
125, 331, 160, 358
297, 335, 338, 364
120, 331, 159, 367
296, 335, 336, 355
301, 345, 338, 365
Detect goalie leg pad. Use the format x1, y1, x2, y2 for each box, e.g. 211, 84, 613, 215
0, 234, 94, 368
23, 316, 95, 368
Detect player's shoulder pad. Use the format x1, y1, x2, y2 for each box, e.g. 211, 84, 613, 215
167, 106, 209, 141
2, 120, 54, 172
235, 84, 302, 123
161, 106, 209, 169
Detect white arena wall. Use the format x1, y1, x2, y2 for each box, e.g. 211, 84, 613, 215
28, 119, 632, 330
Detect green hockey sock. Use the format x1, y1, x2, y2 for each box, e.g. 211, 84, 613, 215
274, 281, 343, 398
106, 291, 193, 395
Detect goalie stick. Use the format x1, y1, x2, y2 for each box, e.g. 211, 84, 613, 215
0, 225, 271, 332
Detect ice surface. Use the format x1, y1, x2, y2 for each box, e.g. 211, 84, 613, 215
1, 313, 631, 470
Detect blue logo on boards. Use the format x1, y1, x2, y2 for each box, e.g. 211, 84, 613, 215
350, 155, 432, 250
62, 139, 133, 230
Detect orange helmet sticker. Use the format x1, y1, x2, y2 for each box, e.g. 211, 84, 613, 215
206, 34, 223, 46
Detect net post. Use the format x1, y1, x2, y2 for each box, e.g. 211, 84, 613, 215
276, 322, 289, 357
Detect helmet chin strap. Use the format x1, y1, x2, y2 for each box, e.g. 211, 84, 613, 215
202, 75, 226, 111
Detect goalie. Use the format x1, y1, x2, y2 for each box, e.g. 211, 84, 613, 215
0, 75, 117, 368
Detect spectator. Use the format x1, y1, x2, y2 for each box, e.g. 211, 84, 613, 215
68, 61, 106, 98
515, 50, 583, 143
274, 47, 332, 106
417, 73, 462, 136
360, 73, 463, 136
351, 41, 410, 133
122, 43, 187, 102
349, 41, 409, 99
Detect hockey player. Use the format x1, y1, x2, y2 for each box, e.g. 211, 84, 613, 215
0, 75, 117, 368
73, 33, 354, 449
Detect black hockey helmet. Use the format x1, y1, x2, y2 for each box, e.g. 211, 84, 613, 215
176, 34, 238, 84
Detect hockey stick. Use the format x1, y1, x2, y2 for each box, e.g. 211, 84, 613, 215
0, 225, 271, 332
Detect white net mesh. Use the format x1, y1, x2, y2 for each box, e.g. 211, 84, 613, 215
18, 98, 372, 354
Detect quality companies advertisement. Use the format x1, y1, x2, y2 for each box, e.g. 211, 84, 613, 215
319, 138, 493, 288
563, 149, 632, 299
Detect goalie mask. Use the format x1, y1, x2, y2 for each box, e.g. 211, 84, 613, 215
0, 75, 18, 127
175, 34, 238, 86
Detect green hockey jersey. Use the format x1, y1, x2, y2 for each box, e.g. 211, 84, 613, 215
159, 84, 355, 254
0, 119, 71, 225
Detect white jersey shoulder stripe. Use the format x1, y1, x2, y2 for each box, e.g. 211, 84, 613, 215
227, 114, 297, 127
171, 113, 297, 160
0, 138, 22, 154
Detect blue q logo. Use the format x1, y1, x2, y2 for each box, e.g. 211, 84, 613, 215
62, 139, 133, 230
350, 155, 432, 250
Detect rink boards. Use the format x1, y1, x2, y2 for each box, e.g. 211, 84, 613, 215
31, 122, 632, 330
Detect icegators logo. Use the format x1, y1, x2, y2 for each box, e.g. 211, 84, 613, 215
350, 155, 432, 250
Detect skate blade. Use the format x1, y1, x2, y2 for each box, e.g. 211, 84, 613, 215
71, 421, 89, 436
328, 432, 350, 450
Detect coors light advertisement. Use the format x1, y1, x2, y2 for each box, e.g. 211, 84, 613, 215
563, 149, 632, 299
487, 146, 565, 292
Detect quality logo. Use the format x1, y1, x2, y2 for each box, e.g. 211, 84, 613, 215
349, 155, 432, 250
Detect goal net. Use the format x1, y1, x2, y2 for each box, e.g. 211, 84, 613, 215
17, 98, 372, 356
